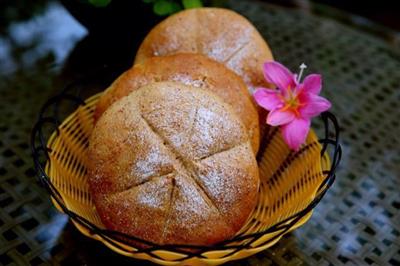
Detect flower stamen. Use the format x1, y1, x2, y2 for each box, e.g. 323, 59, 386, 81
297, 63, 307, 82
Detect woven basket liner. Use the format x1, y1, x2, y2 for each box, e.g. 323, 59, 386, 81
43, 93, 333, 266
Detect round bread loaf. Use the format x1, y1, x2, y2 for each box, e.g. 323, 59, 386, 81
135, 8, 274, 92
88, 82, 259, 246
94, 53, 260, 153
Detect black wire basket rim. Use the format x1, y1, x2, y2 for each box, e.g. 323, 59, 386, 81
31, 86, 341, 260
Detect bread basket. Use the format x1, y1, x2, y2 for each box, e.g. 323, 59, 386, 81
31, 77, 341, 266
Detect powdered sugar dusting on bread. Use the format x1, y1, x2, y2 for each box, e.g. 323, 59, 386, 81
194, 107, 217, 145
88, 82, 259, 246
132, 146, 164, 178
187, 98, 247, 160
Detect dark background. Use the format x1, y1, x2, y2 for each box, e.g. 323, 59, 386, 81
275, 0, 400, 31
2, 0, 400, 31
1, 0, 399, 82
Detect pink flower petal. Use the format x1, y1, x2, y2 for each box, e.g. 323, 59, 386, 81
254, 88, 284, 111
267, 108, 295, 126
281, 118, 311, 150
299, 93, 331, 118
302, 74, 322, 94
263, 61, 296, 93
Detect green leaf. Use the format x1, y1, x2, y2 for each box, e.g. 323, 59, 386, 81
169, 2, 182, 13
153, 0, 172, 15
88, 0, 112, 7
153, 0, 182, 16
142, 0, 156, 3
182, 0, 203, 9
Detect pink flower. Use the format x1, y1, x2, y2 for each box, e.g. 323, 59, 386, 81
254, 61, 331, 150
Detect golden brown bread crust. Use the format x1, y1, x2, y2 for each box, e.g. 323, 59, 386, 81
134, 8, 274, 92
94, 53, 260, 153
88, 82, 259, 246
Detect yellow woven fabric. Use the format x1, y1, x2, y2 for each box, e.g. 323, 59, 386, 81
45, 93, 330, 265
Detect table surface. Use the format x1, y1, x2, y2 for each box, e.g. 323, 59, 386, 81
0, 0, 399, 265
